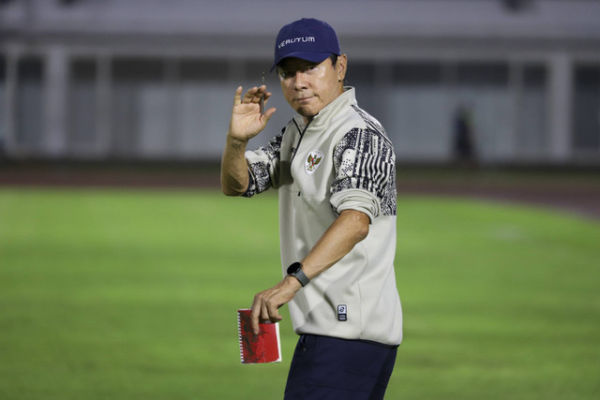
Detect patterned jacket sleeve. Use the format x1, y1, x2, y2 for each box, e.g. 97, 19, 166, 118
243, 130, 284, 197
330, 127, 397, 222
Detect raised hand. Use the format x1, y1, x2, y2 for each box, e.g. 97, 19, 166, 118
228, 85, 277, 143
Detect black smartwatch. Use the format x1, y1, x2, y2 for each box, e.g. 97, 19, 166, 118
287, 262, 310, 287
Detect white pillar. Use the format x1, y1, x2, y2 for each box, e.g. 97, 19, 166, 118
43, 45, 68, 157
165, 58, 180, 157
96, 54, 112, 157
508, 60, 523, 161
547, 53, 573, 162
442, 61, 458, 162
3, 51, 18, 156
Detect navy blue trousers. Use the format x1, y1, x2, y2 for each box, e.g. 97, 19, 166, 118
284, 334, 398, 400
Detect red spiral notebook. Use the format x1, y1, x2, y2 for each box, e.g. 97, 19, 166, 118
237, 309, 282, 364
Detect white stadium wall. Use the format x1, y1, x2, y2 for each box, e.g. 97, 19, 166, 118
1, 0, 600, 164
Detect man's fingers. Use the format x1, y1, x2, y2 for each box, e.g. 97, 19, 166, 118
262, 92, 273, 109
251, 93, 264, 104
233, 86, 243, 106
243, 87, 259, 103
243, 86, 270, 104
250, 297, 262, 335
261, 303, 270, 323
249, 280, 295, 335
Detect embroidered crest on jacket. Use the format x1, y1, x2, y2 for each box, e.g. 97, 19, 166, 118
304, 150, 323, 175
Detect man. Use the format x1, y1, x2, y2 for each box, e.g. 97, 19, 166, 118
221, 18, 402, 399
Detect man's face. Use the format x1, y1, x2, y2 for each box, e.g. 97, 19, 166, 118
277, 56, 346, 120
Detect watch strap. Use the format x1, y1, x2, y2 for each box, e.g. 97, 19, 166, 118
290, 268, 310, 287
287, 262, 310, 287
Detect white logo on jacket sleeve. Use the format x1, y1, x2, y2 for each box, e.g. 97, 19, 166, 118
304, 150, 324, 175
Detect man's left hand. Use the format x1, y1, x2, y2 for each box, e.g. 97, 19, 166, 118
250, 276, 302, 335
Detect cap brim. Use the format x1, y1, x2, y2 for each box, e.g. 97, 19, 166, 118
270, 52, 334, 72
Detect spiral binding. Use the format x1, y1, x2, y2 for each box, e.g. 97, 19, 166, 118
237, 310, 245, 363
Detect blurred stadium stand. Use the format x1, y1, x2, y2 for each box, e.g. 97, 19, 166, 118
1, 0, 600, 166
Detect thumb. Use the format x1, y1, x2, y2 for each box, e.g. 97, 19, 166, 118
262, 107, 277, 123
267, 302, 283, 323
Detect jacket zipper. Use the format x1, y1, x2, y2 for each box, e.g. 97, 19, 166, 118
290, 118, 312, 197
291, 118, 312, 163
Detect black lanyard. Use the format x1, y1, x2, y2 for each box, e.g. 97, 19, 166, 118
290, 118, 312, 163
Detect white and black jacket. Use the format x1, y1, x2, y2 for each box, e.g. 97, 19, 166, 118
244, 87, 402, 346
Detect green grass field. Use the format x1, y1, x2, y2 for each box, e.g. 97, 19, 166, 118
1, 188, 599, 399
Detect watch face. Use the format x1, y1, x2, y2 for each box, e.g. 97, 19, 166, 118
287, 262, 302, 274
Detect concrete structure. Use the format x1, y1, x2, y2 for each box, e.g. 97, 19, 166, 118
1, 0, 600, 164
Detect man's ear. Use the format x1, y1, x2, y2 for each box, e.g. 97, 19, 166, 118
336, 54, 348, 82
